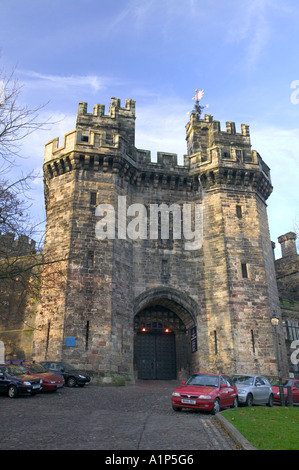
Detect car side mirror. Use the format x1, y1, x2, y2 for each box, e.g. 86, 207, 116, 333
221, 383, 228, 388
181, 380, 185, 384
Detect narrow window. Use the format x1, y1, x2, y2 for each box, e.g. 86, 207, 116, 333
90, 191, 97, 206
236, 205, 242, 219
85, 321, 90, 351
45, 321, 51, 357
251, 330, 255, 353
241, 263, 248, 278
87, 251, 94, 268
214, 330, 218, 355
81, 135, 89, 142
161, 259, 169, 282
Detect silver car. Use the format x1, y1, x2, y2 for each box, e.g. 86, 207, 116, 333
231, 374, 274, 407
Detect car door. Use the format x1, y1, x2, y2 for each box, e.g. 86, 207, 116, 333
254, 376, 268, 403
0, 368, 8, 393
293, 381, 299, 403
220, 376, 231, 407
222, 375, 236, 406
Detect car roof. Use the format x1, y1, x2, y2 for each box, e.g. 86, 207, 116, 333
193, 372, 221, 376
232, 374, 256, 377
42, 361, 67, 366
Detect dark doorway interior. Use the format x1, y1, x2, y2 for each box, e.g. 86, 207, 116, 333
135, 331, 176, 379
134, 306, 187, 380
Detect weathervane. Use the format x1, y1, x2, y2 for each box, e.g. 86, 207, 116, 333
191, 89, 209, 119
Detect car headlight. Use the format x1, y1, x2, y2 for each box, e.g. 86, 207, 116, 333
172, 392, 181, 397
40, 379, 43, 384
78, 375, 86, 379
198, 394, 211, 399
238, 390, 246, 394
23, 381, 31, 386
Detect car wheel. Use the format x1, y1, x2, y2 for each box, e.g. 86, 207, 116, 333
245, 393, 253, 407
172, 405, 182, 412
211, 398, 220, 415
8, 385, 18, 398
66, 377, 77, 387
231, 397, 238, 409
267, 394, 274, 407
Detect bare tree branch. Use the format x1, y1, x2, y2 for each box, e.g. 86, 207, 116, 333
0, 66, 50, 166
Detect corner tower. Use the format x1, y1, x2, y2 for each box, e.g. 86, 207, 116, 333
185, 110, 287, 374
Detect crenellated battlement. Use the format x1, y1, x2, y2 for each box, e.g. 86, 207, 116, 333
0, 232, 36, 258
43, 98, 272, 200
186, 112, 250, 138
77, 98, 136, 122
186, 112, 251, 158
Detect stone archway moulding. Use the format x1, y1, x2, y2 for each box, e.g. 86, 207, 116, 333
133, 287, 199, 330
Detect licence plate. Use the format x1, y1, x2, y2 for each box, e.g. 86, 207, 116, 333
182, 399, 196, 405
32, 385, 40, 389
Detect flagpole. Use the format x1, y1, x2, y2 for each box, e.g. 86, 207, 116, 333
192, 89, 205, 120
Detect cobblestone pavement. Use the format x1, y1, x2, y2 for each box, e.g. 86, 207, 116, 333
0, 380, 239, 451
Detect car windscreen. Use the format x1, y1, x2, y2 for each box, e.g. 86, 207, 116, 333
270, 379, 292, 387
185, 374, 219, 387
3, 365, 26, 376
26, 363, 48, 373
232, 375, 254, 385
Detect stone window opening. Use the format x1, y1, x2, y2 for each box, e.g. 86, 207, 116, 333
251, 329, 256, 353
241, 263, 248, 279
161, 259, 170, 283
87, 251, 94, 268
90, 191, 97, 206
214, 330, 218, 355
45, 321, 51, 358
236, 205, 243, 219
85, 321, 90, 351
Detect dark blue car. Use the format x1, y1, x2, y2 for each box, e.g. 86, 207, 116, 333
0, 364, 42, 398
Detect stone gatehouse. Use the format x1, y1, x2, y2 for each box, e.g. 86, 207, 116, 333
32, 97, 288, 383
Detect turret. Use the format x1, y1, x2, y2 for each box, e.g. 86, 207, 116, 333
185, 113, 272, 202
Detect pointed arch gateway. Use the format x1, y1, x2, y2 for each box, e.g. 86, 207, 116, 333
133, 288, 199, 380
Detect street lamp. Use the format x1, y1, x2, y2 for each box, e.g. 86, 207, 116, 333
271, 313, 285, 406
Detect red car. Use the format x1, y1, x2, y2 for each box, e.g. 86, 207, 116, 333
10, 361, 65, 392
270, 378, 299, 405
171, 373, 238, 414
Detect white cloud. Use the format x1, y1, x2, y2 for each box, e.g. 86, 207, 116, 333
18, 70, 111, 93
225, 0, 277, 67
250, 125, 299, 255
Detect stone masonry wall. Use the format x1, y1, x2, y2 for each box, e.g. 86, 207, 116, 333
33, 98, 288, 382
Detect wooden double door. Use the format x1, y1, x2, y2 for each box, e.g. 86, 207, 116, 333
135, 331, 176, 380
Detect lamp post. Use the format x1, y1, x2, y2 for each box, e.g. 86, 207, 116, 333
271, 313, 285, 406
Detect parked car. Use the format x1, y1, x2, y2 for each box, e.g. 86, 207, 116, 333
171, 373, 238, 414
269, 378, 299, 405
40, 361, 90, 387
231, 374, 273, 407
0, 364, 42, 398
8, 361, 65, 392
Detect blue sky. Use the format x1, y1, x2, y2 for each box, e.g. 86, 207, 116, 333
0, 0, 298, 256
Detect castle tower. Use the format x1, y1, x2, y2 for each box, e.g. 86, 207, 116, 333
185, 111, 288, 374
33, 98, 288, 383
